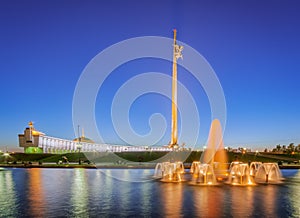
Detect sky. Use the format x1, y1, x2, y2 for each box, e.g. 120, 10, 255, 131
0, 0, 300, 151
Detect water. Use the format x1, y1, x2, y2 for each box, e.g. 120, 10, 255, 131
0, 168, 299, 217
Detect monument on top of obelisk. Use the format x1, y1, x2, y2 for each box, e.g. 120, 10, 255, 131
170, 29, 183, 148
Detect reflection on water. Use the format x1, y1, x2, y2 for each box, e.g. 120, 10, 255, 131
98, 169, 155, 217
193, 186, 225, 217
288, 170, 300, 217
231, 186, 255, 217
161, 183, 183, 217
261, 185, 277, 217
139, 176, 152, 215
101, 169, 114, 213
28, 169, 46, 217
70, 169, 89, 217
0, 168, 299, 217
0, 170, 17, 217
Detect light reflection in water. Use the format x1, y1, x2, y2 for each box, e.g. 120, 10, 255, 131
116, 170, 131, 215
70, 169, 89, 217
39, 169, 73, 214
0, 170, 17, 217
140, 169, 152, 214
262, 185, 277, 217
289, 170, 300, 217
193, 186, 225, 217
161, 184, 183, 217
100, 169, 153, 216
0, 168, 298, 217
101, 169, 114, 212
28, 168, 46, 217
231, 186, 255, 217
89, 170, 105, 209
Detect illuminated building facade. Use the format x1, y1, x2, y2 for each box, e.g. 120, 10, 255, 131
18, 122, 171, 154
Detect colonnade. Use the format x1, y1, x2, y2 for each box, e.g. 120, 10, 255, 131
37, 135, 172, 154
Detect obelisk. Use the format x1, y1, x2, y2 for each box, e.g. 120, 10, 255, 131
170, 29, 183, 148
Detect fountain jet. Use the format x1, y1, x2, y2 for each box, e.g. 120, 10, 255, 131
200, 119, 228, 178
190, 161, 217, 185
154, 161, 185, 182
254, 163, 283, 184
227, 163, 255, 186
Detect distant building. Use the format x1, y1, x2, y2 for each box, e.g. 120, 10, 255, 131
18, 122, 171, 154
73, 128, 95, 144
18, 121, 45, 153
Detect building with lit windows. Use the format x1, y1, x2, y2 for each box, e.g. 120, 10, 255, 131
18, 122, 171, 154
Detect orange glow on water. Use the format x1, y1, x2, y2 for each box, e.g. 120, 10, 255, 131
161, 184, 183, 217
193, 185, 224, 217
28, 169, 46, 217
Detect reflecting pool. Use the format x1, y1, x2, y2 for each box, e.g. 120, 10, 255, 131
0, 168, 299, 217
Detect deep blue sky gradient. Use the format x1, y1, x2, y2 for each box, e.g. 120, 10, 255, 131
1, 0, 300, 150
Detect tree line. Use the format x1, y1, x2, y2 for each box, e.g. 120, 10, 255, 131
271, 143, 300, 154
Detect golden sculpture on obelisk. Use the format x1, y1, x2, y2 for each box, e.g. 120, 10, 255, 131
170, 29, 183, 148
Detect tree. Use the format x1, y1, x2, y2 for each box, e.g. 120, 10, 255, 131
276, 144, 281, 152
287, 143, 295, 154
288, 143, 295, 149
282, 145, 287, 152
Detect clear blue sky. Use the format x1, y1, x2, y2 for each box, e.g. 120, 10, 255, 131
1, 0, 299, 151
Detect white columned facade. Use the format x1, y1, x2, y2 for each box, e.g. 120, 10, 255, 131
20, 128, 173, 154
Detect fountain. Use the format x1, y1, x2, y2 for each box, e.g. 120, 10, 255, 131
160, 161, 185, 182
190, 163, 217, 185
154, 161, 185, 182
153, 119, 230, 183
229, 161, 243, 170
152, 118, 285, 186
200, 119, 229, 181
187, 119, 228, 186
175, 161, 185, 174
249, 162, 262, 177
254, 163, 283, 184
227, 163, 255, 186
154, 162, 170, 178
190, 161, 201, 174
